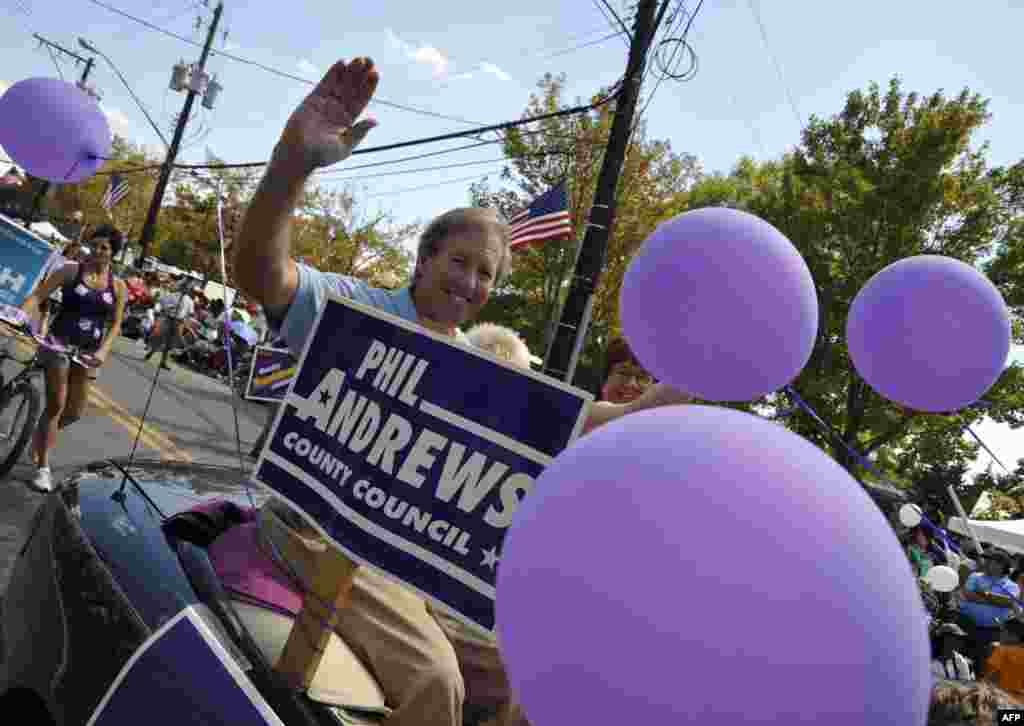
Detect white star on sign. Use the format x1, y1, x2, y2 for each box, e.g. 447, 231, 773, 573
481, 546, 500, 570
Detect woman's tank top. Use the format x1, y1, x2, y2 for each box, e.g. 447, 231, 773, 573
50, 264, 117, 351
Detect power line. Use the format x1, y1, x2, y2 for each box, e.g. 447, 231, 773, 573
363, 173, 489, 199
632, 0, 703, 136
746, 0, 804, 130
316, 150, 572, 182
311, 126, 593, 177
83, 0, 485, 127
542, 32, 624, 59
44, 44, 66, 81
312, 139, 498, 176
593, 0, 630, 47
89, 79, 625, 176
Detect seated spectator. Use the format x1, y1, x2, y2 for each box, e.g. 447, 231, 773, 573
958, 549, 1021, 676
599, 337, 654, 405
908, 526, 935, 577
987, 643, 1024, 701
928, 679, 1022, 725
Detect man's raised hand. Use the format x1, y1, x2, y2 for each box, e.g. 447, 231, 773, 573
277, 57, 380, 174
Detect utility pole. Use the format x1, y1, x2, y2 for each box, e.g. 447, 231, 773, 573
137, 1, 224, 268
542, 0, 663, 383
29, 35, 97, 224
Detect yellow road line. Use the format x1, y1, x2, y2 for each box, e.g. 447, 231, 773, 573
89, 386, 193, 462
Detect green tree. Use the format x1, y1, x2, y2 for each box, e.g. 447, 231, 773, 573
471, 73, 700, 387
292, 183, 415, 286
669, 77, 1024, 486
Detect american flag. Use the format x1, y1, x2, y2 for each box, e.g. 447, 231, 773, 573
508, 181, 573, 250
101, 173, 130, 212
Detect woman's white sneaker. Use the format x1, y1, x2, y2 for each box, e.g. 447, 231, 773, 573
32, 466, 53, 492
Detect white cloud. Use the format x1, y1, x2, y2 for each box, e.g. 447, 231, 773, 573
478, 62, 512, 82
297, 59, 319, 77
98, 103, 133, 140
385, 29, 451, 80
384, 30, 512, 83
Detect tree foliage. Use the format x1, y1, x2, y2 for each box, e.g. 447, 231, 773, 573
668, 77, 1024, 495
470, 73, 700, 389
291, 184, 415, 288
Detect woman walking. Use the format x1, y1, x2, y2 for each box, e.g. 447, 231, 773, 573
20, 225, 127, 491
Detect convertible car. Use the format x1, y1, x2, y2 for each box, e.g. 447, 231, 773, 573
0, 458, 486, 726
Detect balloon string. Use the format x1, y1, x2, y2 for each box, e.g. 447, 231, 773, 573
783, 385, 962, 555
965, 425, 1011, 474
65, 158, 83, 181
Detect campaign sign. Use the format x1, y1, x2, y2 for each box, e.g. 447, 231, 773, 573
253, 294, 592, 633
0, 213, 58, 306
246, 345, 298, 402
88, 606, 283, 726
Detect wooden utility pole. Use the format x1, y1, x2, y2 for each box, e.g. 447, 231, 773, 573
542, 0, 663, 382
136, 1, 224, 267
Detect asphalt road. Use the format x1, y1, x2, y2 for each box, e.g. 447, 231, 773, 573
0, 334, 276, 593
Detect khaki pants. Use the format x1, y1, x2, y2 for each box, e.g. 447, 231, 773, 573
430, 608, 530, 726
265, 500, 525, 726
331, 569, 528, 726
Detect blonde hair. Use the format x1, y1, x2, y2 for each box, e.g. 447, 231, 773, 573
466, 323, 533, 369
415, 208, 511, 287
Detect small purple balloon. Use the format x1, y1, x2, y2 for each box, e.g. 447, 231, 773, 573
496, 405, 931, 726
0, 77, 110, 183
847, 255, 1010, 413
620, 207, 818, 401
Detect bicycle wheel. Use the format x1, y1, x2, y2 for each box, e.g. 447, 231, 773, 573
0, 381, 41, 479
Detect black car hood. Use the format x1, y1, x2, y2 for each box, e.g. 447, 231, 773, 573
57, 458, 268, 631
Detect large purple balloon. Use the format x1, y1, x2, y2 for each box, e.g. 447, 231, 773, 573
847, 255, 1010, 413
0, 77, 110, 183
620, 207, 818, 401
496, 405, 930, 726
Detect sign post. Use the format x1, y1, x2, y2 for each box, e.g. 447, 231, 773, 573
0, 212, 59, 306
252, 293, 591, 677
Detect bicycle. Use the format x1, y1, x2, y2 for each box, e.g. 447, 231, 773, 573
0, 304, 101, 479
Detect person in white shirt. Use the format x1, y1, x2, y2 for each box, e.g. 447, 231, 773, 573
145, 275, 196, 369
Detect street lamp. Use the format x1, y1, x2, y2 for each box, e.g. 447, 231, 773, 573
77, 37, 171, 151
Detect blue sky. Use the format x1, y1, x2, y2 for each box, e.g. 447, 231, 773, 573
2, 0, 1022, 475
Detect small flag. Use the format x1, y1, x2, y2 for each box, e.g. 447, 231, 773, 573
508, 181, 573, 250
101, 173, 130, 212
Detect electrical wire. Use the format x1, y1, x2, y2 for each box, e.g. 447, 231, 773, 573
44, 44, 66, 81
90, 78, 625, 176
83, 0, 485, 127
310, 126, 594, 177
88, 52, 172, 150
315, 151, 570, 183
593, 0, 630, 47
541, 31, 625, 59
632, 0, 703, 137
82, 0, 631, 128
746, 0, 804, 129
363, 173, 490, 199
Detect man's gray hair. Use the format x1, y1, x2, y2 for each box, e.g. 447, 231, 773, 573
414, 208, 511, 287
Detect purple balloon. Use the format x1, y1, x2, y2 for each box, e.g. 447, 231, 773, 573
847, 255, 1010, 413
620, 207, 818, 401
0, 77, 110, 183
497, 405, 930, 726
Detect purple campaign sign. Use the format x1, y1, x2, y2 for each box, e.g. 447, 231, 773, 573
88, 606, 283, 726
246, 345, 298, 402
253, 294, 592, 634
